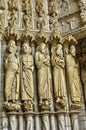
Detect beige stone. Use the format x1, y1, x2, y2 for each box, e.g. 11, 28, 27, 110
35, 43, 51, 110
21, 42, 34, 111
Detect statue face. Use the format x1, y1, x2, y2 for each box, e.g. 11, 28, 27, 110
8, 40, 16, 53
22, 43, 31, 54
41, 43, 46, 53
70, 45, 76, 57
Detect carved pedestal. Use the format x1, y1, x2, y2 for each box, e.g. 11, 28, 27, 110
70, 111, 80, 130
57, 111, 66, 130
41, 112, 50, 130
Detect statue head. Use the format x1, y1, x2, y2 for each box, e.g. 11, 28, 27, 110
69, 45, 76, 57
56, 44, 62, 56
8, 40, 17, 53
22, 42, 31, 54
40, 43, 46, 54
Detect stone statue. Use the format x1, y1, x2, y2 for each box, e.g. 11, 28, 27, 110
8, 0, 18, 10
8, 10, 18, 36
21, 42, 34, 111
22, 0, 31, 12
0, 0, 5, 9
23, 10, 32, 29
48, 0, 58, 30
51, 44, 67, 110
79, 0, 86, 25
35, 0, 46, 29
4, 40, 20, 111
0, 12, 4, 29
35, 0, 45, 17
35, 43, 51, 110
66, 45, 82, 109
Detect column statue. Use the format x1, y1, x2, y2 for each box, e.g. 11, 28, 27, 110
21, 42, 34, 111
51, 44, 67, 110
4, 40, 20, 111
66, 44, 82, 110
35, 43, 51, 111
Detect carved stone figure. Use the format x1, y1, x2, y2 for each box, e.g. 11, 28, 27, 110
21, 42, 34, 111
35, 0, 45, 17
8, 10, 18, 36
4, 40, 20, 111
22, 0, 31, 12
48, 0, 57, 16
0, 12, 4, 29
51, 44, 67, 110
35, 43, 51, 110
23, 10, 32, 29
35, 0, 46, 29
8, 0, 18, 10
0, 0, 5, 9
66, 45, 82, 109
48, 0, 58, 30
79, 0, 86, 25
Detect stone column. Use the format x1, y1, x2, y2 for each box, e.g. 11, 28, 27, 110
50, 113, 57, 130
32, 43, 40, 130
7, 112, 18, 130
24, 112, 34, 130
57, 111, 66, 130
41, 112, 50, 130
19, 114, 23, 130
70, 111, 80, 130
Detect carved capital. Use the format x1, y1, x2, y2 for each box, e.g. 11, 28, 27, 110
35, 30, 47, 44
4, 101, 21, 111
50, 30, 63, 45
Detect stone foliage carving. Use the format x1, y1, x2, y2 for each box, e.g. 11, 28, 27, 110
51, 44, 67, 110
35, 43, 51, 110
21, 42, 34, 111
4, 40, 20, 111
65, 44, 82, 110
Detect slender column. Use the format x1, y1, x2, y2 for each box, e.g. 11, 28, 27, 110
8, 112, 18, 130
32, 44, 40, 130
70, 111, 80, 130
57, 111, 66, 130
19, 114, 23, 130
50, 114, 57, 130
41, 112, 50, 130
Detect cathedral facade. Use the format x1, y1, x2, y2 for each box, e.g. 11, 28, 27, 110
0, 0, 86, 130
